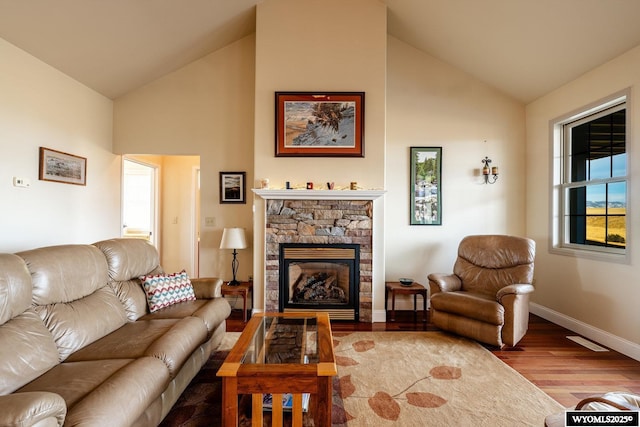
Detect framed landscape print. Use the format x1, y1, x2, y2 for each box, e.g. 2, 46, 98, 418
219, 172, 246, 204
275, 92, 364, 157
39, 147, 87, 185
410, 147, 442, 225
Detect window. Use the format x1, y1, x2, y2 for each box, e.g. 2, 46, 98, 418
552, 92, 628, 260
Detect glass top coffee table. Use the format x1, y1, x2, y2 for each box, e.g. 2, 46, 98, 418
217, 312, 337, 427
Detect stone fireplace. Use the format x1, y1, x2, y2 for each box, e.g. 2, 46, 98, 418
259, 195, 375, 322
279, 243, 360, 320
254, 189, 385, 322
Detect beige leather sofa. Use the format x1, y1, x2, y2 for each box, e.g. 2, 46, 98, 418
428, 235, 535, 348
0, 238, 231, 427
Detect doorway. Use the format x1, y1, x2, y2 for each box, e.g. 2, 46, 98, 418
121, 155, 201, 276
122, 158, 157, 246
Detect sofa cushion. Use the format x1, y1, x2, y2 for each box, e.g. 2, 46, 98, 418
0, 254, 60, 394
140, 297, 232, 336
430, 291, 505, 325
0, 310, 60, 394
17, 244, 128, 360
19, 357, 170, 427
0, 254, 32, 324
93, 238, 164, 321
36, 286, 128, 361
65, 319, 181, 362
18, 245, 109, 305
140, 270, 196, 312
94, 238, 161, 282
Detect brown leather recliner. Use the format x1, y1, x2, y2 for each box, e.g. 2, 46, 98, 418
428, 235, 535, 348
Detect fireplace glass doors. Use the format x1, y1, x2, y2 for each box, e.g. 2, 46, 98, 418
279, 243, 360, 320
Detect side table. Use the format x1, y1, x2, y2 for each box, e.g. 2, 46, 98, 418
385, 281, 428, 322
220, 281, 253, 322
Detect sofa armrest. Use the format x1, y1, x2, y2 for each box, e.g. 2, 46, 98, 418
191, 277, 223, 298
496, 284, 535, 302
427, 273, 462, 294
0, 392, 66, 427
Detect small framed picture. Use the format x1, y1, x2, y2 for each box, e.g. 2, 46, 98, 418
219, 171, 246, 204
39, 147, 87, 186
275, 92, 364, 157
410, 147, 442, 225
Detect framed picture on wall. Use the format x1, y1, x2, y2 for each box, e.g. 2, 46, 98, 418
38, 147, 87, 186
220, 171, 246, 204
275, 91, 364, 157
410, 147, 442, 225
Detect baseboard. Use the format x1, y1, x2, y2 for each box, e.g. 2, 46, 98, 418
530, 302, 640, 362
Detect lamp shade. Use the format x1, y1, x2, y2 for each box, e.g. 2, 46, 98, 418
219, 227, 247, 250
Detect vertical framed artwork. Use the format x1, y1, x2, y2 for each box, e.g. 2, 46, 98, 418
38, 147, 87, 185
275, 92, 364, 157
220, 172, 246, 204
410, 147, 442, 225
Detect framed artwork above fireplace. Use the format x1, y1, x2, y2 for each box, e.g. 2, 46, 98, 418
275, 92, 364, 157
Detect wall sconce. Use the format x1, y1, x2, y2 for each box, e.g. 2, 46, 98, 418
481, 157, 499, 184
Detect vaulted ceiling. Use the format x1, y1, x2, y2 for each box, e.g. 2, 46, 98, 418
2, 0, 640, 103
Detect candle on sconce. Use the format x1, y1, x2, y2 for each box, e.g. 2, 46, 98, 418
491, 166, 499, 175
482, 166, 490, 175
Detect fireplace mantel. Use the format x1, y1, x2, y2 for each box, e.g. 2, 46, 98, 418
253, 189, 385, 201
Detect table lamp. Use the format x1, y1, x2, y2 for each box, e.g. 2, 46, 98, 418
219, 227, 247, 286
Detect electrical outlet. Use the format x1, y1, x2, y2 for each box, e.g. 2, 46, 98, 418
205, 217, 216, 227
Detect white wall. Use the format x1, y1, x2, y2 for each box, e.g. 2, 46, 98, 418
526, 45, 640, 351
386, 37, 526, 292
0, 38, 119, 252
113, 35, 255, 281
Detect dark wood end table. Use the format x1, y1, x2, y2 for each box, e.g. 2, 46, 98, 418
220, 281, 253, 322
385, 281, 428, 322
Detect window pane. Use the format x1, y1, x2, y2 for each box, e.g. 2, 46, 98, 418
586, 215, 606, 245
569, 108, 625, 182
607, 181, 626, 248
607, 216, 626, 247
589, 156, 609, 180
612, 153, 626, 177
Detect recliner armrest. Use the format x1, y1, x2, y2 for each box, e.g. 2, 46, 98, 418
0, 392, 66, 427
496, 283, 535, 301
428, 273, 462, 294
191, 277, 223, 298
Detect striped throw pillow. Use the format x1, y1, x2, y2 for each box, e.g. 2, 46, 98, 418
140, 270, 196, 312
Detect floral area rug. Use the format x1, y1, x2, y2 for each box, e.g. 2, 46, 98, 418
331, 331, 563, 426
160, 331, 563, 426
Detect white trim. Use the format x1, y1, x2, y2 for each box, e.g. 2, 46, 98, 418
253, 189, 386, 200
530, 302, 640, 361
372, 309, 387, 323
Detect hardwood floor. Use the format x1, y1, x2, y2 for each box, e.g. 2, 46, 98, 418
226, 310, 640, 409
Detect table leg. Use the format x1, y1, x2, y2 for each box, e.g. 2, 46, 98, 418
423, 291, 427, 322
222, 377, 239, 427
315, 376, 332, 426
391, 291, 396, 322
242, 290, 247, 323
413, 294, 417, 322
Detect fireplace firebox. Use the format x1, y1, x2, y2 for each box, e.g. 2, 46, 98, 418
279, 243, 360, 321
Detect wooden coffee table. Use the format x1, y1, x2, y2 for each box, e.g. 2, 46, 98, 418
217, 312, 336, 427
385, 281, 428, 322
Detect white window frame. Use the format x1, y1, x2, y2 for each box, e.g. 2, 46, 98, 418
549, 89, 631, 263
